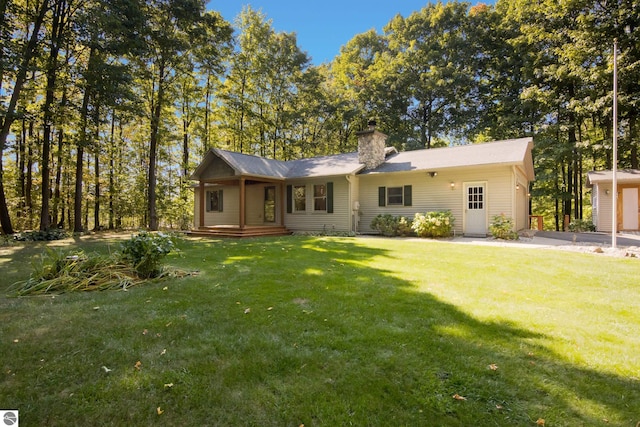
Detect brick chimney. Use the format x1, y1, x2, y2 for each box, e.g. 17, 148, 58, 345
357, 120, 388, 170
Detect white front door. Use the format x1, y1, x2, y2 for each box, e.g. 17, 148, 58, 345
622, 187, 639, 230
464, 183, 487, 236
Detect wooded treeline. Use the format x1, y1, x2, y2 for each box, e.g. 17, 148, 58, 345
0, 0, 638, 234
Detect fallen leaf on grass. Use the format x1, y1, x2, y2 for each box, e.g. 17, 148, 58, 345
496, 404, 503, 409
134, 361, 142, 370
164, 383, 174, 389
157, 407, 164, 415
244, 308, 251, 314
163, 286, 168, 291
160, 349, 167, 356
488, 363, 499, 371
12, 339, 19, 343
536, 419, 545, 426
452, 394, 467, 401
101, 366, 112, 373
142, 329, 148, 335
267, 307, 273, 311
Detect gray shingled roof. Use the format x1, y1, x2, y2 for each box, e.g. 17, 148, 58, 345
192, 138, 533, 181
191, 148, 364, 180
362, 137, 533, 175
285, 152, 363, 178
587, 169, 640, 186
214, 149, 290, 178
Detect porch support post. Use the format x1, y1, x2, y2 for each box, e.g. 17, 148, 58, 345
199, 181, 205, 228
239, 177, 246, 229
280, 182, 285, 226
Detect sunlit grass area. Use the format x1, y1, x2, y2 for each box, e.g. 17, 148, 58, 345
1, 234, 638, 426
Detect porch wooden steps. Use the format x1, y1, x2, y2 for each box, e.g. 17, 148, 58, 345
188, 225, 292, 238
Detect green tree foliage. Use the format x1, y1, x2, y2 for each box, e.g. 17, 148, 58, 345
0, 0, 639, 233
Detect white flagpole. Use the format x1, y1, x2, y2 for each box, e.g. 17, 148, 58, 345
612, 38, 618, 249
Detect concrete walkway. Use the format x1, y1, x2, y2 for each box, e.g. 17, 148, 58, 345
447, 230, 640, 249
535, 230, 640, 247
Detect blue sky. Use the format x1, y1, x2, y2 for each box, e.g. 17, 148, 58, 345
207, 1, 492, 65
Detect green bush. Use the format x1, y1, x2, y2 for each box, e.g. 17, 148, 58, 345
371, 215, 413, 237
120, 231, 177, 278
568, 219, 596, 232
411, 211, 454, 238
371, 214, 398, 236
489, 214, 519, 240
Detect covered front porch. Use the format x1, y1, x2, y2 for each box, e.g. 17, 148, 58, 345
192, 176, 291, 238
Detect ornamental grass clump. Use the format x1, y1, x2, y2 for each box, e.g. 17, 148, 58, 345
489, 214, 519, 240
9, 249, 140, 296
10, 232, 182, 296
411, 211, 454, 238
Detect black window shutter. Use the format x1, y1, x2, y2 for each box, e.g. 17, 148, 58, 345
404, 185, 412, 206
286, 185, 292, 213
218, 190, 223, 212
327, 182, 334, 213
378, 186, 386, 207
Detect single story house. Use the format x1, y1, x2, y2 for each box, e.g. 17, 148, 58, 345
190, 126, 534, 237
587, 169, 640, 232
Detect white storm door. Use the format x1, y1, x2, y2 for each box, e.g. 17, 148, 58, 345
622, 187, 639, 230
464, 183, 487, 236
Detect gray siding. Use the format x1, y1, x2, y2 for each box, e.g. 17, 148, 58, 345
358, 166, 517, 234
284, 177, 351, 233
594, 183, 614, 232
194, 185, 240, 226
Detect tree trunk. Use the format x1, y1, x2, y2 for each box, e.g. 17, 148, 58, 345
84, 155, 90, 231
0, 0, 49, 234
182, 96, 189, 179
554, 164, 560, 231
93, 105, 101, 231
26, 126, 34, 229
74, 46, 96, 233
204, 74, 211, 153
148, 59, 166, 231
53, 128, 64, 227
630, 114, 638, 169
108, 112, 116, 230
74, 142, 85, 232
40, 0, 67, 231
18, 119, 26, 222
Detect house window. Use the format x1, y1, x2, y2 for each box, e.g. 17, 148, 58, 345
387, 187, 403, 205
314, 184, 327, 211
467, 186, 484, 210
294, 185, 306, 211
378, 185, 412, 207
206, 189, 223, 212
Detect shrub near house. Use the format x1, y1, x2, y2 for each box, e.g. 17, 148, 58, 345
370, 211, 454, 238
489, 214, 519, 240
411, 211, 455, 238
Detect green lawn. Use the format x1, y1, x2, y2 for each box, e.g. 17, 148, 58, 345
1, 235, 639, 426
